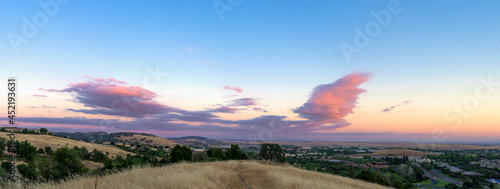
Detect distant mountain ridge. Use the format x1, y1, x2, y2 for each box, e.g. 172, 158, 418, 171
168, 136, 209, 140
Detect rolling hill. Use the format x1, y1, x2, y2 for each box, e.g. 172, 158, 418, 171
114, 133, 177, 148
0, 133, 133, 159
55, 132, 178, 148
34, 161, 390, 189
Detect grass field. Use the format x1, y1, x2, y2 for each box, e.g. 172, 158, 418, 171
0, 133, 134, 159
33, 161, 391, 189
415, 179, 449, 188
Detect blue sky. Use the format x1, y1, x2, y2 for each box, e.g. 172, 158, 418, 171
1, 0, 500, 141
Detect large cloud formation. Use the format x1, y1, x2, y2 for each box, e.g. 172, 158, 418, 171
40, 78, 175, 117
29, 73, 372, 139
293, 72, 372, 129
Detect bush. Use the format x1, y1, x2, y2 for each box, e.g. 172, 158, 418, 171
193, 152, 209, 162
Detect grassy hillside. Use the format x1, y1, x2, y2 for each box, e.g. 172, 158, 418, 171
0, 133, 133, 159
114, 134, 177, 148
34, 161, 390, 189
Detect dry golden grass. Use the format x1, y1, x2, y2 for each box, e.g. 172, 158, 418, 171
114, 134, 177, 148
357, 149, 432, 157
0, 133, 133, 159
82, 160, 104, 170
33, 161, 390, 189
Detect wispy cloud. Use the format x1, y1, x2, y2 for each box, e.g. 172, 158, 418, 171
382, 100, 410, 112
33, 94, 47, 97
223, 85, 243, 93
229, 98, 257, 106
177, 47, 199, 55
26, 105, 56, 109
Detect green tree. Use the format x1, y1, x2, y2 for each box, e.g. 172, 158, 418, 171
259, 143, 285, 163
0, 137, 6, 156
92, 149, 107, 162
226, 144, 247, 160
44, 146, 53, 155
37, 148, 45, 154
207, 148, 228, 161
40, 127, 48, 134
18, 140, 37, 161
17, 163, 38, 180
22, 128, 29, 134
34, 157, 52, 180
51, 146, 85, 180
445, 183, 460, 189
170, 144, 193, 163
0, 127, 6, 132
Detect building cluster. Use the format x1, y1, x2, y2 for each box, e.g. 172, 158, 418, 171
436, 162, 483, 177
470, 158, 500, 169
1, 126, 40, 133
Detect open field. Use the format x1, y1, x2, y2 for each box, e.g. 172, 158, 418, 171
33, 161, 390, 189
114, 134, 177, 148
357, 149, 434, 157
0, 133, 134, 159
234, 140, 500, 150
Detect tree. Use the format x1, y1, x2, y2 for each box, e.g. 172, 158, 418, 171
193, 152, 209, 162
0, 137, 6, 156
226, 144, 246, 160
40, 127, 48, 134
34, 157, 52, 180
51, 146, 85, 180
170, 144, 193, 163
0, 127, 6, 132
207, 148, 228, 161
18, 140, 37, 161
17, 163, 38, 180
37, 148, 45, 154
92, 149, 108, 162
44, 146, 53, 155
259, 143, 285, 163
445, 183, 460, 189
22, 128, 29, 134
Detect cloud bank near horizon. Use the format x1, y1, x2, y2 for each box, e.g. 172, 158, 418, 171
25, 73, 372, 139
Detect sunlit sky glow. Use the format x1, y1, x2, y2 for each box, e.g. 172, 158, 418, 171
1, 1, 500, 142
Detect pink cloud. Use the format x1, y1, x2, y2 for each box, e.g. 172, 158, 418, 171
39, 77, 172, 117
293, 72, 372, 129
33, 94, 47, 97
223, 85, 243, 93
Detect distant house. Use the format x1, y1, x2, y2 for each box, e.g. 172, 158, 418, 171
415, 158, 432, 163
2, 127, 24, 132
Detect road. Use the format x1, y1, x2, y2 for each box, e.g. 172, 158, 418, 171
412, 162, 463, 186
